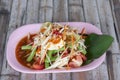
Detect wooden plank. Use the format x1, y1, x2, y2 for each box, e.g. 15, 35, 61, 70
110, 0, 120, 45
72, 63, 109, 80
110, 0, 120, 80
39, 0, 53, 22
53, 0, 68, 22
36, 74, 51, 80
112, 54, 120, 80
113, 0, 120, 32
20, 74, 36, 80
52, 73, 71, 80
26, 0, 39, 24
71, 72, 87, 80
86, 62, 109, 80
52, 0, 71, 80
106, 51, 114, 80
1, 0, 27, 76
0, 1, 9, 73
96, 0, 119, 53
0, 10, 9, 74
0, 0, 13, 12
0, 75, 19, 80
68, 0, 85, 21
83, 0, 100, 29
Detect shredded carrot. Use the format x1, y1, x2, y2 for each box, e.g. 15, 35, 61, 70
81, 27, 86, 34
40, 28, 46, 33
71, 33, 74, 45
63, 26, 67, 40
66, 64, 71, 70
36, 46, 41, 54
80, 27, 86, 39
70, 32, 75, 58
52, 37, 61, 44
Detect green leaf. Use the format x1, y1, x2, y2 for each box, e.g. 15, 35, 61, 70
85, 33, 114, 60
83, 60, 93, 65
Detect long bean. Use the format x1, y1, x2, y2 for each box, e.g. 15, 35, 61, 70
27, 47, 37, 62
21, 45, 32, 50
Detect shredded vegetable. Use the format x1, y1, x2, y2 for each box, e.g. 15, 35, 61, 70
27, 47, 37, 62
21, 22, 88, 70
21, 45, 32, 50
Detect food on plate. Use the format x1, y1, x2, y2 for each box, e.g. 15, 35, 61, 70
16, 22, 113, 70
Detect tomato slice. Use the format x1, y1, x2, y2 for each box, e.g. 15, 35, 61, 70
69, 55, 83, 68
80, 53, 87, 61
32, 63, 44, 70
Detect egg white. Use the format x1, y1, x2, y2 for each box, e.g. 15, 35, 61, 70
46, 39, 65, 50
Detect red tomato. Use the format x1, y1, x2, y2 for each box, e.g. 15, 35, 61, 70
69, 55, 83, 68
32, 63, 44, 70
53, 30, 62, 35
62, 52, 69, 58
80, 53, 87, 61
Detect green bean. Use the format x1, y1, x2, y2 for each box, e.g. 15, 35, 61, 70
45, 47, 65, 68
21, 45, 32, 50
27, 47, 37, 62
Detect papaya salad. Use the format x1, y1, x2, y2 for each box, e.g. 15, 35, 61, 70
16, 22, 89, 70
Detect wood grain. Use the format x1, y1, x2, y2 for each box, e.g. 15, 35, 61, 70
26, 0, 39, 24
110, 0, 120, 45
53, 0, 68, 22
0, 75, 19, 80
109, 1, 120, 79
106, 51, 114, 80
1, 0, 27, 78
0, 10, 9, 74
20, 74, 36, 80
68, 0, 85, 21
96, 0, 119, 53
0, 0, 13, 12
112, 54, 120, 80
83, 0, 100, 29
52, 73, 71, 80
36, 74, 51, 80
39, 0, 53, 22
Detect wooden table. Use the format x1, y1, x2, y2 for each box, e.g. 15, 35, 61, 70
0, 0, 120, 80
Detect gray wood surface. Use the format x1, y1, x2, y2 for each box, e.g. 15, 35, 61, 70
0, 0, 120, 80
0, 8, 9, 75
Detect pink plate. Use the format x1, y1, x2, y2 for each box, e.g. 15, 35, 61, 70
6, 22, 106, 73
